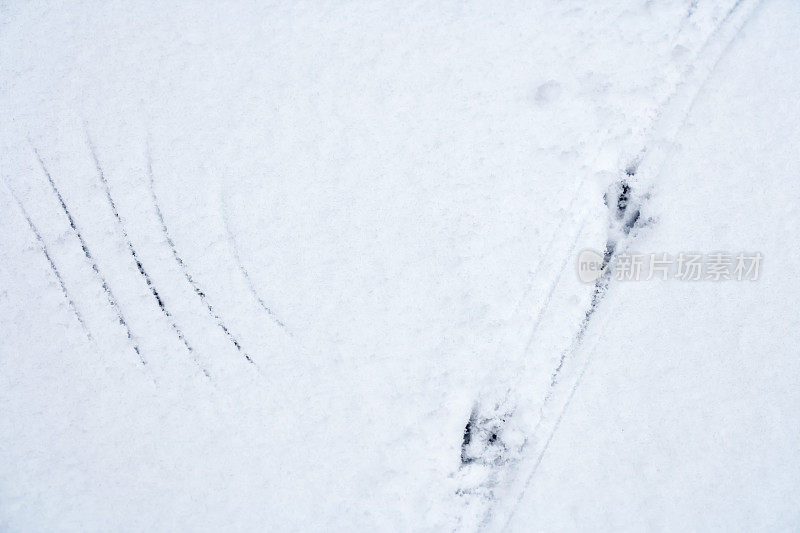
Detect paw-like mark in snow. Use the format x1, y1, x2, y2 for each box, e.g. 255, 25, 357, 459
453, 399, 521, 530
460, 404, 510, 468
86, 134, 209, 378
146, 148, 258, 366
32, 145, 145, 365
599, 171, 651, 281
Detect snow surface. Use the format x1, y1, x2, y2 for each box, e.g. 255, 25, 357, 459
0, 0, 798, 531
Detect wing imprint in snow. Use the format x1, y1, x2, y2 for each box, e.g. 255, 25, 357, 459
85, 134, 209, 378
32, 145, 145, 365
146, 147, 258, 366
3, 177, 93, 341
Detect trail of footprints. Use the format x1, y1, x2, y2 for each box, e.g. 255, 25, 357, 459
452, 0, 762, 524
454, 167, 649, 532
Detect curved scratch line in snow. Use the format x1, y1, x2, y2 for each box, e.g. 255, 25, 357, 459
522, 217, 588, 360
85, 133, 209, 378
2, 177, 93, 341
31, 144, 145, 365
500, 323, 609, 531
146, 148, 259, 366
219, 184, 289, 332
498, 292, 620, 532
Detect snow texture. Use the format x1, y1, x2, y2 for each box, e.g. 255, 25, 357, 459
1, 0, 798, 531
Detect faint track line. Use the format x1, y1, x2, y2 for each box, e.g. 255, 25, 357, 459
499, 298, 619, 531
219, 186, 289, 332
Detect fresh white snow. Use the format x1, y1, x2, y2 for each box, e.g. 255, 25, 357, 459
1, 0, 798, 531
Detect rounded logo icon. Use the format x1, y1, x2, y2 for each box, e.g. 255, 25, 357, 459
577, 249, 606, 283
